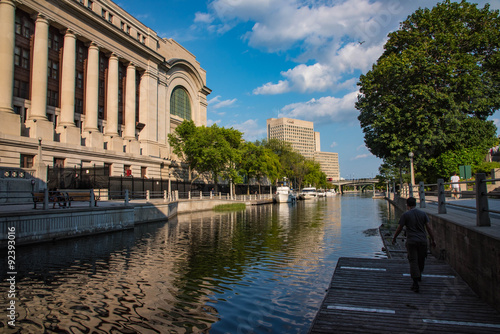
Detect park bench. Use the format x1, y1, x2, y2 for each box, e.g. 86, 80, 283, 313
32, 191, 70, 209
66, 191, 99, 207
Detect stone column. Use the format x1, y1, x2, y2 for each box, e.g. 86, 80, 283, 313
82, 42, 103, 148
59, 30, 76, 126
84, 42, 99, 132
158, 78, 167, 157
0, 0, 20, 135
57, 29, 80, 145
124, 62, 136, 140
138, 70, 159, 157
124, 62, 139, 154
27, 14, 53, 140
105, 53, 119, 136
104, 53, 122, 151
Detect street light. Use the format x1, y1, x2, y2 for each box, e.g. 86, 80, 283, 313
409, 151, 415, 196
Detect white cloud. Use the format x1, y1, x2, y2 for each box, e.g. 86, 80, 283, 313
353, 154, 370, 160
208, 95, 237, 109
252, 80, 290, 95
278, 90, 359, 124
230, 119, 267, 142
357, 144, 367, 151
330, 141, 338, 148
207, 119, 222, 126
253, 41, 384, 95
194, 12, 214, 24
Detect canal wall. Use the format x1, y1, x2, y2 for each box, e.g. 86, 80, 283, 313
0, 199, 241, 248
389, 196, 500, 313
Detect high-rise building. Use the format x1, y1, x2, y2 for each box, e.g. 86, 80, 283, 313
313, 151, 340, 181
0, 0, 211, 182
267, 117, 318, 160
267, 117, 340, 181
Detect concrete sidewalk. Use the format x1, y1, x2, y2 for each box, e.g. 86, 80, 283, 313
420, 196, 500, 239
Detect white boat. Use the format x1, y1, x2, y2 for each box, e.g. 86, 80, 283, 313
317, 189, 327, 197
273, 186, 296, 203
325, 189, 337, 197
298, 187, 317, 200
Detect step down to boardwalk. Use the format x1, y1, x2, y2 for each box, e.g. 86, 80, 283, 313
308, 257, 500, 334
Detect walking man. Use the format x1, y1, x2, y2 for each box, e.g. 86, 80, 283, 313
392, 197, 436, 293
450, 172, 460, 199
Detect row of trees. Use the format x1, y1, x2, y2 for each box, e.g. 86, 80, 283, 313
168, 120, 328, 193
357, 0, 500, 184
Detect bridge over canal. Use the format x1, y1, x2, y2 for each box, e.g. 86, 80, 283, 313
332, 178, 378, 193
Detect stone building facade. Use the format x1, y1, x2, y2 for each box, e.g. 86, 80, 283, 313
0, 0, 210, 184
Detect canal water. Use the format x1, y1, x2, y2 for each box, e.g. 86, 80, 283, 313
1, 194, 398, 333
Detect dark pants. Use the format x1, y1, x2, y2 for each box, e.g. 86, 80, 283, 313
406, 241, 427, 279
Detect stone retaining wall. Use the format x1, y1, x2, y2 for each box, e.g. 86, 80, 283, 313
0, 199, 239, 247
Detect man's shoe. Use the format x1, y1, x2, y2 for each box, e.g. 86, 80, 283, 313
411, 282, 419, 293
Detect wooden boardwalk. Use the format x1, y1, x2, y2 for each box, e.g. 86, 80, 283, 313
308, 257, 500, 333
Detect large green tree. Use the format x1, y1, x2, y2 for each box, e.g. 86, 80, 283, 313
168, 120, 243, 191
239, 141, 281, 193
357, 0, 500, 180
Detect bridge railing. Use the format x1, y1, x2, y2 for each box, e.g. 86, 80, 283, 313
409, 173, 498, 227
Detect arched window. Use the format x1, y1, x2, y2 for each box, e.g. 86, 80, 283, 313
170, 86, 191, 120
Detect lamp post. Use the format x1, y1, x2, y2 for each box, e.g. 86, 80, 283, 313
409, 151, 415, 197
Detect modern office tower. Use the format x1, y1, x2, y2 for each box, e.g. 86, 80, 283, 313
0, 0, 210, 182
267, 117, 317, 160
314, 151, 340, 181
267, 117, 340, 181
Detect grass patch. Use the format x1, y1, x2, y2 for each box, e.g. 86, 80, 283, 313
213, 203, 246, 212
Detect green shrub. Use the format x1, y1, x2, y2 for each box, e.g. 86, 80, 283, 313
473, 161, 500, 175
213, 203, 246, 212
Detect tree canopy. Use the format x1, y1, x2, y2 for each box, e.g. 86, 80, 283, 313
357, 0, 500, 181
169, 122, 330, 191
168, 120, 243, 191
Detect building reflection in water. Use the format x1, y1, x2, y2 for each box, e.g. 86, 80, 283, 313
0, 195, 386, 333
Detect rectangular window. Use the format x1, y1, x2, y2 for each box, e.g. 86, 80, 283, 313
48, 59, 59, 80
108, 14, 113, 23
75, 98, 83, 114
98, 106, 104, 120
13, 80, 29, 99
47, 89, 58, 107
15, 15, 21, 35
101, 9, 107, 18
77, 46, 85, 63
76, 72, 84, 89
22, 49, 29, 69
48, 32, 60, 50
54, 158, 65, 168
87, 0, 93, 10
23, 20, 31, 38
99, 79, 105, 96
14, 46, 21, 66
20, 154, 34, 168
104, 163, 111, 176
141, 167, 147, 178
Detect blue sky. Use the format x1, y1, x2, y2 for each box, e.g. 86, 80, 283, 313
118, 0, 499, 179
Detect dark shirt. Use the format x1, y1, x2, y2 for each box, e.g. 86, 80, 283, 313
398, 208, 429, 243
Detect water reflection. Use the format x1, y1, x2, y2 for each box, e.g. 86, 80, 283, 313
1, 194, 388, 333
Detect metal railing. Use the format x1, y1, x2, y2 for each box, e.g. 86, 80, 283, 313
400, 173, 498, 227
0, 188, 273, 211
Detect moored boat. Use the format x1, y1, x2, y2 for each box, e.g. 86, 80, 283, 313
273, 186, 296, 203
325, 189, 337, 197
298, 187, 317, 200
